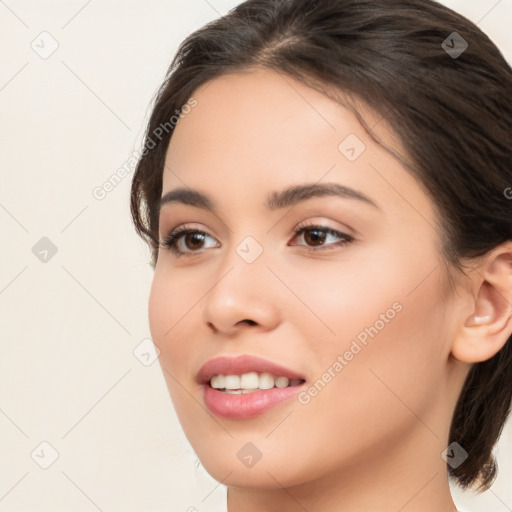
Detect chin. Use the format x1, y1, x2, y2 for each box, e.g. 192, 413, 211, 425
202, 461, 306, 489
190, 438, 321, 490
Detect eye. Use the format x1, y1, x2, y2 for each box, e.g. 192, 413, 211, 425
159, 222, 354, 258
290, 222, 354, 251
159, 225, 219, 257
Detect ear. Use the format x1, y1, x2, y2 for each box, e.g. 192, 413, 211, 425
451, 241, 512, 363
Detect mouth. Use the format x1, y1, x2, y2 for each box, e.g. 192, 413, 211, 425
197, 354, 307, 419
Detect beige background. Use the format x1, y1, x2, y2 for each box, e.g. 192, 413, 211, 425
0, 1, 510, 510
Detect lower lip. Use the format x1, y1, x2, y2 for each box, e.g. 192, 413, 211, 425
203, 384, 304, 419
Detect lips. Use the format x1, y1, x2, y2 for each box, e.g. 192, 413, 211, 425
196, 354, 306, 385
196, 355, 308, 419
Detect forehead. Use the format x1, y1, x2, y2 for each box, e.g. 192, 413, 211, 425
166, 68, 367, 167
162, 68, 435, 226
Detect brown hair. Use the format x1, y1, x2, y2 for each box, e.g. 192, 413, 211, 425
130, 0, 512, 491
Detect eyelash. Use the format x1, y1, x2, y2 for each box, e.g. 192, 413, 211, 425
159, 222, 354, 258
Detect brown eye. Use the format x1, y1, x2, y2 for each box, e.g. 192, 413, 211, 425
302, 228, 327, 246
160, 227, 218, 257
291, 223, 354, 250
183, 232, 207, 250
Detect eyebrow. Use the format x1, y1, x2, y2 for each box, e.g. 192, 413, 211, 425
158, 182, 380, 215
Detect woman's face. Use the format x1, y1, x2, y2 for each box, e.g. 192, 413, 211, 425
149, 68, 464, 488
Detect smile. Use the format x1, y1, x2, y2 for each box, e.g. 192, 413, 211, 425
210, 372, 305, 393
197, 355, 307, 418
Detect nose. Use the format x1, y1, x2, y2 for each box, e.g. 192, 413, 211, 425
201, 243, 281, 336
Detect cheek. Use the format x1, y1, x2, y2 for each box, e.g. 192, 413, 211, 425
309, 263, 452, 435
148, 270, 199, 417
147, 269, 168, 347
278, 259, 405, 363
148, 266, 191, 366
287, 238, 446, 352
290, 245, 451, 418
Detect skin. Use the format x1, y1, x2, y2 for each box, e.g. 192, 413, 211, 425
148, 67, 512, 512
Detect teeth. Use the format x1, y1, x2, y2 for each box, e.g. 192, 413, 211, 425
225, 375, 240, 389
259, 372, 275, 389
210, 372, 303, 391
240, 372, 259, 389
210, 375, 226, 389
275, 376, 289, 388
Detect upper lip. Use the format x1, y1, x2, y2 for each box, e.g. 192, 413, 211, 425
196, 355, 306, 385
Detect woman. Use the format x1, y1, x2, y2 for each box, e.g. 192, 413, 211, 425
130, 1, 512, 510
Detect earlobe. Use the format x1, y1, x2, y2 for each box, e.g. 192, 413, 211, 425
452, 243, 512, 364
